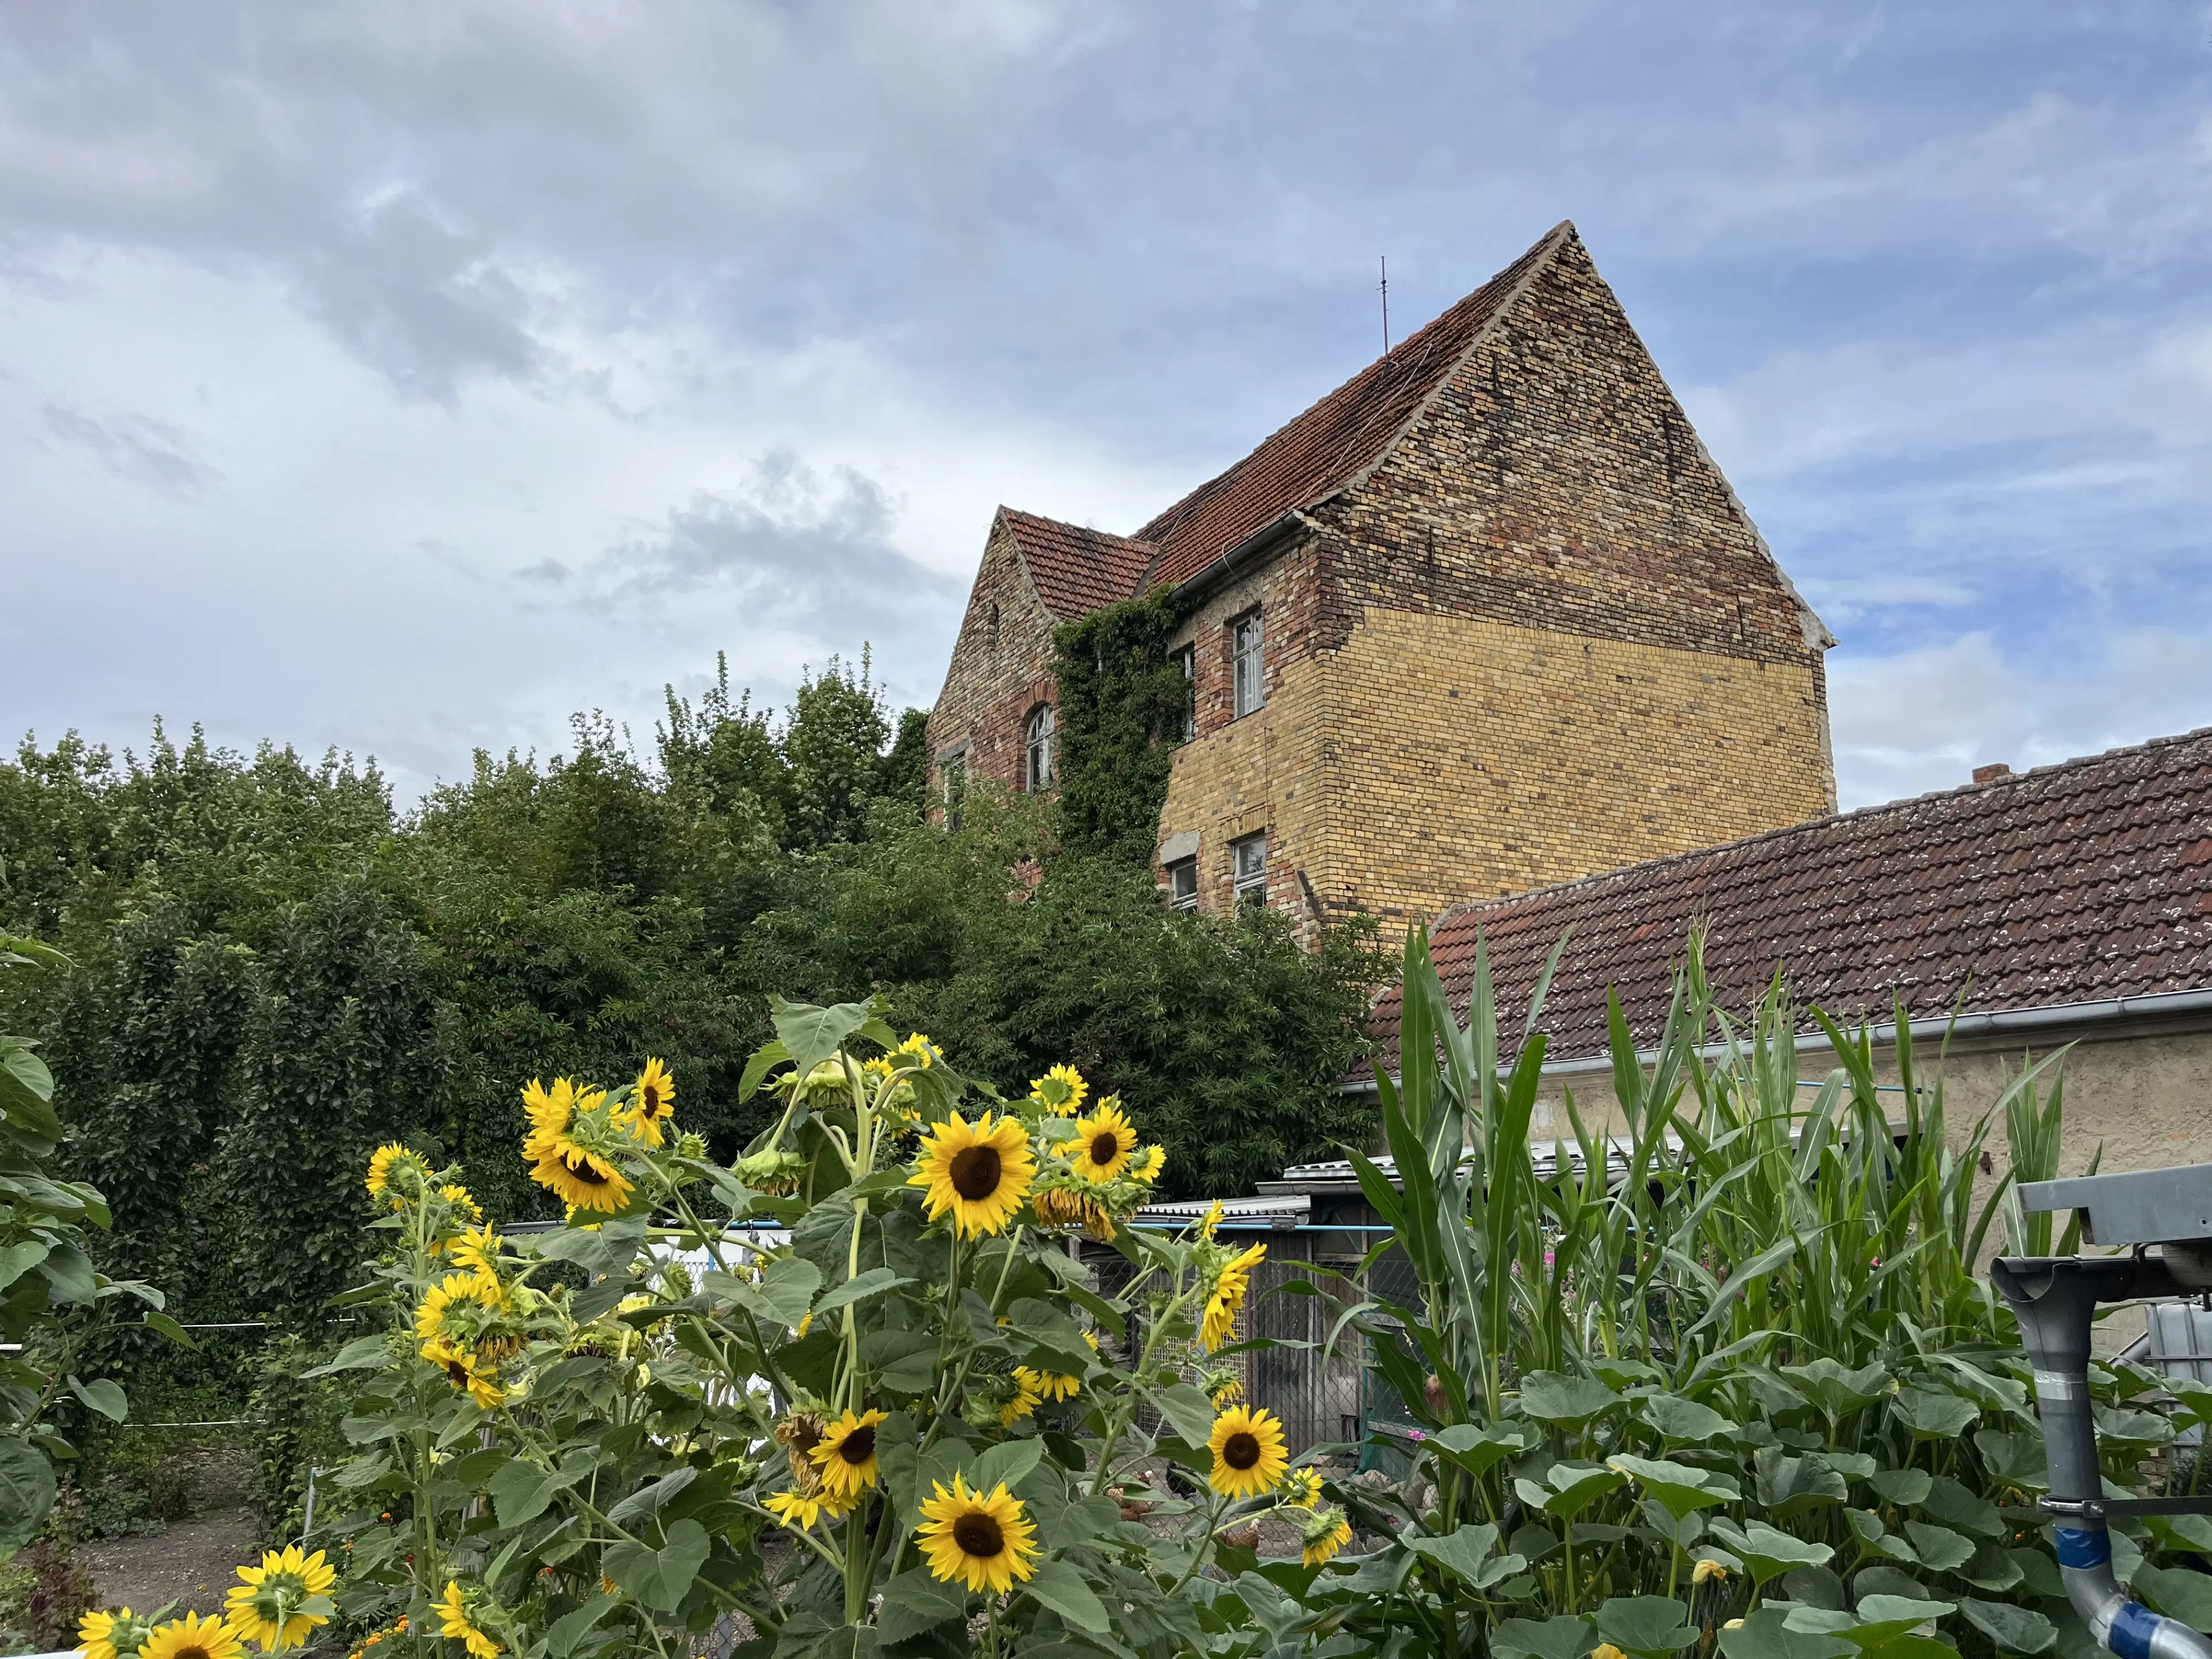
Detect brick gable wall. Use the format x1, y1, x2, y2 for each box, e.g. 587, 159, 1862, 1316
925, 518, 1061, 799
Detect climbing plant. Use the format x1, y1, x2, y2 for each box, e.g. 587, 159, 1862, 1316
1049, 590, 1190, 865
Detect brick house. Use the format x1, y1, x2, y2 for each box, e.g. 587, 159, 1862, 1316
925, 221, 1839, 931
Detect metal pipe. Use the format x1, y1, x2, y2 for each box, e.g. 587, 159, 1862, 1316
1993, 1255, 2212, 1659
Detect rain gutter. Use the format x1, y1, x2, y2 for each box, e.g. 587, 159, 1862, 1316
1338, 986, 2212, 1096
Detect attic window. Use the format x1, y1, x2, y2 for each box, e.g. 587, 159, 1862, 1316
1024, 703, 1055, 793
1231, 609, 1264, 718
1172, 646, 1195, 741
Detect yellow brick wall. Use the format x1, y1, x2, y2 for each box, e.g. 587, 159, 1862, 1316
1310, 608, 1832, 927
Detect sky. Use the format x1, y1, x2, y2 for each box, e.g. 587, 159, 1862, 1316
3, 2, 2209, 812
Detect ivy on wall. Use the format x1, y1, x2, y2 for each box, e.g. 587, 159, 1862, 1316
1050, 589, 1190, 865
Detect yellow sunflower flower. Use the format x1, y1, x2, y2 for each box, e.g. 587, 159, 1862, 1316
415, 1271, 502, 1345
762, 1487, 847, 1529
1030, 1185, 1118, 1241
908, 1111, 1035, 1237
435, 1581, 501, 1659
439, 1184, 483, 1222
449, 1222, 505, 1285
915, 1476, 1041, 1594
1130, 1143, 1167, 1184
225, 1543, 336, 1651
529, 1137, 634, 1214
1202, 1241, 1266, 1352
808, 1407, 888, 1500
422, 1338, 506, 1410
1027, 1063, 1088, 1117
616, 1057, 676, 1147
519, 1077, 576, 1156
139, 1611, 244, 1659
1198, 1200, 1224, 1240
1301, 1509, 1353, 1566
1015, 1363, 1081, 1403
1063, 1100, 1137, 1185
1279, 1466, 1323, 1509
998, 1374, 1043, 1426
363, 1143, 426, 1210
1207, 1404, 1289, 1498
78, 1607, 154, 1659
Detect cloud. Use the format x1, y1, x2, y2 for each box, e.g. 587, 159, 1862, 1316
1831, 627, 2212, 809
41, 402, 219, 498
539, 449, 961, 643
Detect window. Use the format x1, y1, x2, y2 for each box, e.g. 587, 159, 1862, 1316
1232, 832, 1267, 909
988, 601, 1001, 650
1167, 857, 1198, 912
1231, 609, 1265, 718
1024, 703, 1055, 793
940, 751, 968, 831
1172, 645, 1195, 741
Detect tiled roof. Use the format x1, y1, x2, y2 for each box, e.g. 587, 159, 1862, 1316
997, 507, 1158, 620
1134, 222, 1575, 590
1365, 727, 2212, 1067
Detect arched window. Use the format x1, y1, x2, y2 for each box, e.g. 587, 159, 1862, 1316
1025, 703, 1055, 793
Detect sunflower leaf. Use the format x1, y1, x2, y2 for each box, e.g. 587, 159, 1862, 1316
810, 1268, 911, 1317
877, 1567, 968, 1643
970, 1438, 1045, 1497
770, 996, 879, 1079
1022, 1558, 1109, 1630
1150, 1382, 1219, 1450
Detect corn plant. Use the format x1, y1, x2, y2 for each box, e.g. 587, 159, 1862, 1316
1266, 925, 2212, 1659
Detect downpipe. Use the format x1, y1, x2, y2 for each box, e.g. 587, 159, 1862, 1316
1992, 1255, 2212, 1659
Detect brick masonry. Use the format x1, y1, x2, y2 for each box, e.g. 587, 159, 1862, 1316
927, 222, 1838, 934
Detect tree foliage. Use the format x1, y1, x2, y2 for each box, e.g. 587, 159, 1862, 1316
0, 653, 1379, 1332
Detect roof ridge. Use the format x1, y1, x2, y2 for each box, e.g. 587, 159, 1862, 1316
1307, 219, 1577, 514
1432, 721, 2212, 933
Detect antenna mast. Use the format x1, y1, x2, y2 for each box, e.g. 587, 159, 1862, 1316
1380, 256, 1391, 357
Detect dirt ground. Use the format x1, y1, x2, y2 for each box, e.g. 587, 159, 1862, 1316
79, 1449, 262, 1622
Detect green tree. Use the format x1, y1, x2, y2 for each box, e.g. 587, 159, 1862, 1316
1050, 590, 1189, 863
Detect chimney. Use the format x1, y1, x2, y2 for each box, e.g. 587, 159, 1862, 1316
1973, 763, 2012, 785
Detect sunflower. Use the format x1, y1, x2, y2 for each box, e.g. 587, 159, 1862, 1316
617, 1058, 677, 1147
449, 1222, 505, 1285
78, 1607, 155, 1659
809, 1407, 888, 1500
415, 1271, 502, 1345
1028, 1063, 1088, 1117
774, 1410, 829, 1483
1278, 1466, 1323, 1509
225, 1543, 336, 1652
762, 1487, 847, 1529
1063, 1100, 1137, 1185
1202, 1242, 1267, 1352
139, 1612, 244, 1659
435, 1581, 501, 1659
1204, 1370, 1245, 1407
364, 1143, 426, 1210
1207, 1404, 1289, 1498
438, 1184, 483, 1222
1197, 1200, 1224, 1240
915, 1476, 1041, 1594
1301, 1508, 1353, 1566
529, 1137, 634, 1214
1129, 1144, 1167, 1184
1015, 1363, 1081, 1403
520, 1077, 577, 1154
908, 1112, 1035, 1237
997, 1374, 1042, 1426
1030, 1185, 1118, 1241
423, 1338, 506, 1410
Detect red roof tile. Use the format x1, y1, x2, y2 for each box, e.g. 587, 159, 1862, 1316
998, 508, 1158, 620
1364, 727, 2212, 1069
1135, 222, 1575, 589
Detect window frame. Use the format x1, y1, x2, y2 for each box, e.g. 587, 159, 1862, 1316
1172, 644, 1196, 741
1166, 856, 1198, 912
1230, 608, 1265, 719
1024, 703, 1055, 793
938, 748, 970, 831
1231, 831, 1268, 910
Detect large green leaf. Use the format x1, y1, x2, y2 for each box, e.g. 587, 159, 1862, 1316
0, 1439, 55, 1556
1756, 1449, 1849, 1518
2134, 1563, 2212, 1633
810, 1267, 912, 1317
1433, 1421, 1533, 1479
1022, 1558, 1109, 1629
1639, 1394, 1737, 1444
1406, 1522, 1527, 1589
603, 1517, 710, 1613
876, 1567, 968, 1644
1494, 1616, 1597, 1659
1606, 1453, 1740, 1519
1520, 1372, 1624, 1429
1890, 1388, 1978, 1440
1594, 1595, 1699, 1657
1707, 1518, 1835, 1589
1901, 1521, 1972, 1573
770, 996, 878, 1078
1720, 1607, 1855, 1659
1514, 1461, 1628, 1523
1957, 1599, 2056, 1654
1778, 1359, 1891, 1423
